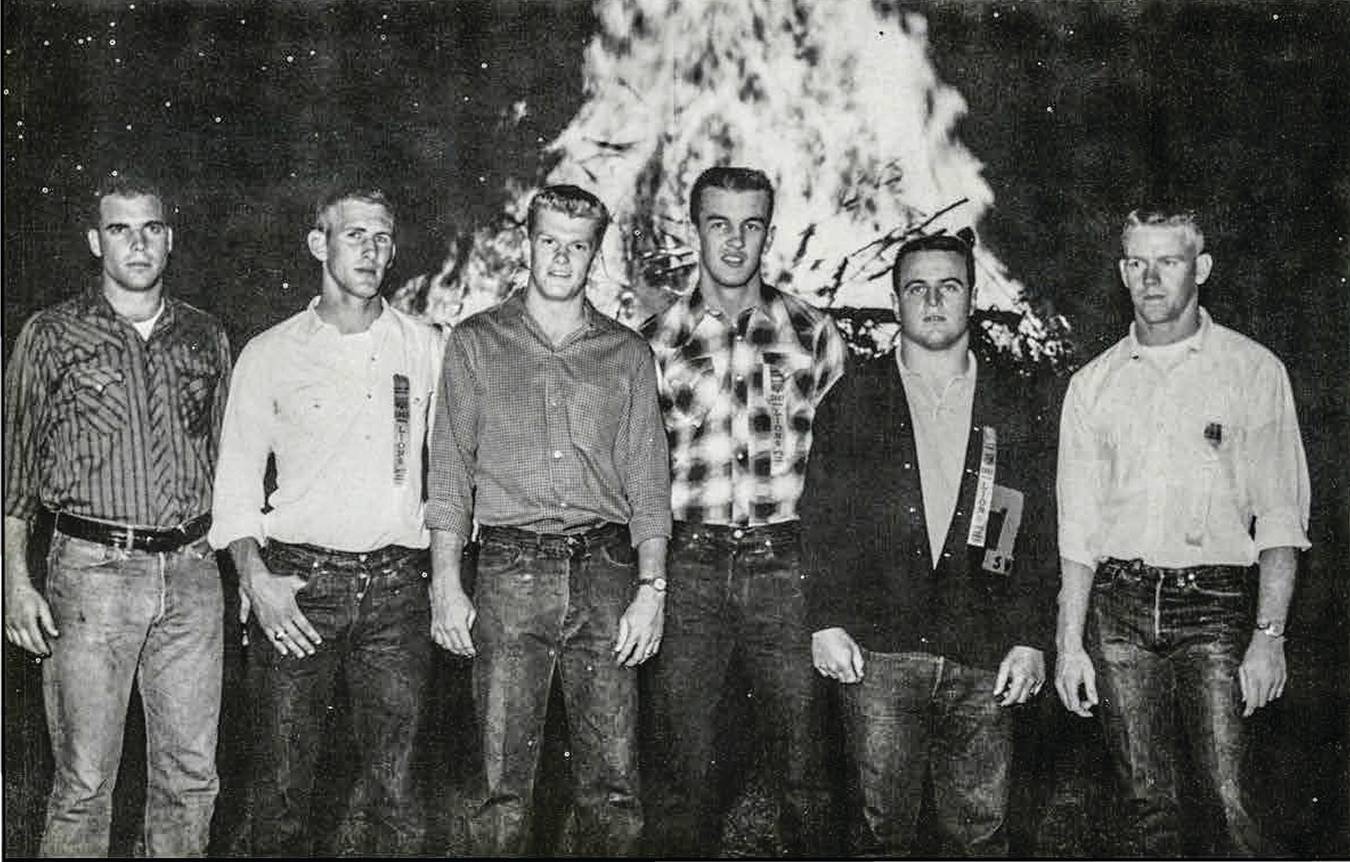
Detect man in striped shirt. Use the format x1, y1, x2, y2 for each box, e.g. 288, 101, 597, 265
3, 173, 231, 856
641, 166, 848, 856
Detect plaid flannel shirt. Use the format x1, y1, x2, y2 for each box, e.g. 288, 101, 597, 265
641, 283, 847, 526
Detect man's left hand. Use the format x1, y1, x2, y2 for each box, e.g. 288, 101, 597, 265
1239, 634, 1287, 717
614, 587, 664, 667
994, 645, 1045, 707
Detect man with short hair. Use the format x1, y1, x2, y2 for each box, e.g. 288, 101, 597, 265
1054, 208, 1310, 855
802, 230, 1056, 856
641, 166, 847, 856
4, 174, 231, 856
426, 184, 670, 856
209, 186, 444, 855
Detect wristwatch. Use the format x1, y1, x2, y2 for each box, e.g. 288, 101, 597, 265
639, 576, 668, 593
1254, 618, 1286, 639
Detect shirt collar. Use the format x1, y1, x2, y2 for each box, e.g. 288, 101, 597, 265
503, 287, 605, 338
1127, 306, 1212, 359
79, 282, 178, 331
687, 281, 776, 328
300, 295, 393, 338
895, 348, 979, 381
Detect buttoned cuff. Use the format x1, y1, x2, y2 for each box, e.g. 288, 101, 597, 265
628, 512, 672, 549
423, 499, 473, 542
1253, 509, 1311, 554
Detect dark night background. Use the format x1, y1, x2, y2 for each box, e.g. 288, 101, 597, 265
3, 0, 1348, 856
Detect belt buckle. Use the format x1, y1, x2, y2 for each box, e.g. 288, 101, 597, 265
115, 525, 137, 552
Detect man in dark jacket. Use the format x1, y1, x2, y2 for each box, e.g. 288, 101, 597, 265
802, 230, 1057, 856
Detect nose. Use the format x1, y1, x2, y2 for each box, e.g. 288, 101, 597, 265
553, 245, 569, 263
727, 229, 745, 249
129, 228, 147, 250
924, 285, 944, 307
1143, 261, 1160, 283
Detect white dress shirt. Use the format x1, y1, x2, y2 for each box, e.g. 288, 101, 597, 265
1057, 308, 1310, 568
210, 297, 445, 552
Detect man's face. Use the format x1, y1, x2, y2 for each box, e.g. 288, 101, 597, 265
527, 207, 602, 303
892, 249, 973, 352
308, 199, 396, 300
694, 187, 775, 291
86, 193, 173, 293
1118, 224, 1212, 328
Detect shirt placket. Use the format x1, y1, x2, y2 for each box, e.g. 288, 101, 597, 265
729, 320, 754, 525
545, 355, 573, 511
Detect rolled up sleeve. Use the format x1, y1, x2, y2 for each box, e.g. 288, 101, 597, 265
618, 342, 672, 547
1248, 362, 1311, 553
1056, 375, 1102, 569
208, 340, 274, 549
3, 318, 54, 521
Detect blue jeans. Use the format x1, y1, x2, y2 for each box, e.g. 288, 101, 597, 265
840, 651, 1012, 856
41, 531, 223, 857
248, 542, 432, 856
1088, 558, 1276, 856
646, 521, 833, 856
470, 523, 642, 856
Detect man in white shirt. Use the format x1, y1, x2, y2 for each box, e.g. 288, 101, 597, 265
210, 186, 445, 855
1054, 208, 1311, 855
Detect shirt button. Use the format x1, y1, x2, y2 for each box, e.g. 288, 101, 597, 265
907, 506, 917, 514
736, 451, 746, 461
553, 450, 563, 459
735, 374, 743, 383
366, 393, 372, 400
903, 462, 912, 470
732, 529, 744, 539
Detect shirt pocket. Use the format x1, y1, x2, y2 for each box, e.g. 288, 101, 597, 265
663, 354, 718, 431
66, 363, 129, 439
274, 379, 349, 440
568, 380, 626, 451
175, 356, 220, 438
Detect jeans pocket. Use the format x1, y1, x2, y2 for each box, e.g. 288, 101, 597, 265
596, 540, 637, 570
477, 542, 526, 578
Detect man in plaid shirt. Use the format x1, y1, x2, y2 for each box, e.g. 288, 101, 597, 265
641, 166, 848, 856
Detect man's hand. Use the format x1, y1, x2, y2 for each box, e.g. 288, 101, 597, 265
1054, 646, 1098, 717
431, 582, 477, 657
244, 564, 321, 658
1239, 633, 1286, 717
994, 645, 1045, 707
812, 627, 864, 684
614, 587, 664, 667
4, 580, 58, 657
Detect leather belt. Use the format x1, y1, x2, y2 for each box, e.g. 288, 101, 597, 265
54, 511, 211, 553
479, 522, 629, 559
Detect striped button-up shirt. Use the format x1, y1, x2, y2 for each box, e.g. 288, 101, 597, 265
3, 287, 231, 527
425, 290, 671, 546
641, 284, 847, 526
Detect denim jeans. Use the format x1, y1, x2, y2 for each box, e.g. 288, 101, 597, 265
470, 523, 642, 856
248, 542, 432, 856
1087, 557, 1276, 856
646, 521, 833, 856
840, 651, 1011, 856
41, 531, 223, 857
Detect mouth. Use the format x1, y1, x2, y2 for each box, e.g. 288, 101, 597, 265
720, 254, 746, 267
547, 271, 573, 280
922, 314, 947, 323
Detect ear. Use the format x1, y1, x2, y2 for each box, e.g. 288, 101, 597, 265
1117, 258, 1129, 287
306, 228, 328, 262
1194, 252, 1213, 285
164, 226, 174, 256
763, 224, 777, 254
87, 228, 103, 259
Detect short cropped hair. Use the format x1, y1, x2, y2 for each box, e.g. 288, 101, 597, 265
689, 166, 775, 225
90, 172, 169, 226
890, 228, 977, 294
526, 184, 610, 242
1122, 208, 1205, 255
313, 186, 397, 234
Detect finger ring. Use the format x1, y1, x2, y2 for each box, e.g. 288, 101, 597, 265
274, 631, 286, 641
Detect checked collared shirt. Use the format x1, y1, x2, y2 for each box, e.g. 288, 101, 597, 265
642, 283, 847, 526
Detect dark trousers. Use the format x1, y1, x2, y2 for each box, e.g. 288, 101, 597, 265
646, 521, 833, 856
248, 542, 432, 856
1088, 557, 1277, 856
840, 651, 1012, 857
470, 523, 642, 856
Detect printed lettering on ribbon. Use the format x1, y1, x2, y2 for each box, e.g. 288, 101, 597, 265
393, 373, 410, 486
966, 425, 998, 547
981, 484, 1025, 575
763, 359, 788, 464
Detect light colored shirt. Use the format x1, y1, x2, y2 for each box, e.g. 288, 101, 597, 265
897, 350, 978, 563
1057, 308, 1310, 568
424, 290, 671, 545
209, 297, 445, 552
642, 284, 847, 526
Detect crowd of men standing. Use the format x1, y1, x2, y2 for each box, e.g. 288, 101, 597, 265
2, 164, 1309, 857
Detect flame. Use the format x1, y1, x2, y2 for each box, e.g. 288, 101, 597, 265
397, 0, 1061, 363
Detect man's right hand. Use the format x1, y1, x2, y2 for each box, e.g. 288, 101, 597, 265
431, 582, 476, 657
812, 627, 865, 684
4, 581, 58, 657
1054, 646, 1099, 717
244, 564, 321, 658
